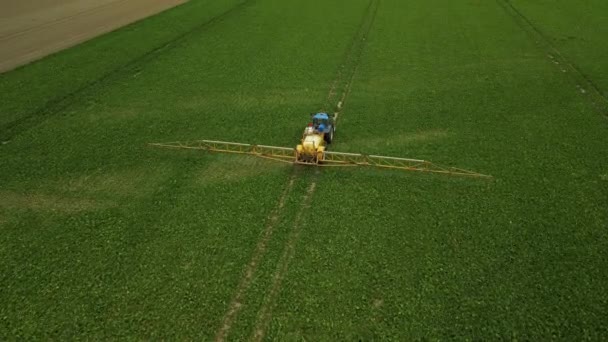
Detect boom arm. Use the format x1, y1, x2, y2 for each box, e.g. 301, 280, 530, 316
149, 139, 492, 179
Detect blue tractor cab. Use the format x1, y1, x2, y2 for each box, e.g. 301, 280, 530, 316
311, 112, 335, 144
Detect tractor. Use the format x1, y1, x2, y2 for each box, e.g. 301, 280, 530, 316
295, 112, 336, 164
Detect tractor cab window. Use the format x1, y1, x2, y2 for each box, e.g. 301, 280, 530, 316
312, 118, 326, 127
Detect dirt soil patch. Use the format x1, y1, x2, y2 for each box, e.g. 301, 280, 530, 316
0, 0, 187, 73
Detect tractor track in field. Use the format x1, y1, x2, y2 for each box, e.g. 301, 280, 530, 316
0, 0, 256, 142
214, 175, 296, 342
324, 0, 380, 116
496, 0, 608, 118
250, 181, 316, 342
215, 0, 379, 340
244, 1, 380, 340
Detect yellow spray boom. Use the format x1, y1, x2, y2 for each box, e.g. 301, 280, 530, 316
149, 139, 492, 179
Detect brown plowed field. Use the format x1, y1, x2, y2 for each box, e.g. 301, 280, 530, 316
0, 0, 186, 73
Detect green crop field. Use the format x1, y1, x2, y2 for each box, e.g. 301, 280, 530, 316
1, 0, 607, 339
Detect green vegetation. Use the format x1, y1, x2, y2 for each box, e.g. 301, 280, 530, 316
1, 0, 607, 339
511, 0, 608, 95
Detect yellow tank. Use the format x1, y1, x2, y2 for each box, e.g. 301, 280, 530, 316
296, 129, 326, 164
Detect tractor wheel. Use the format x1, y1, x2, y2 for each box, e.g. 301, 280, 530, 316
324, 127, 335, 144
